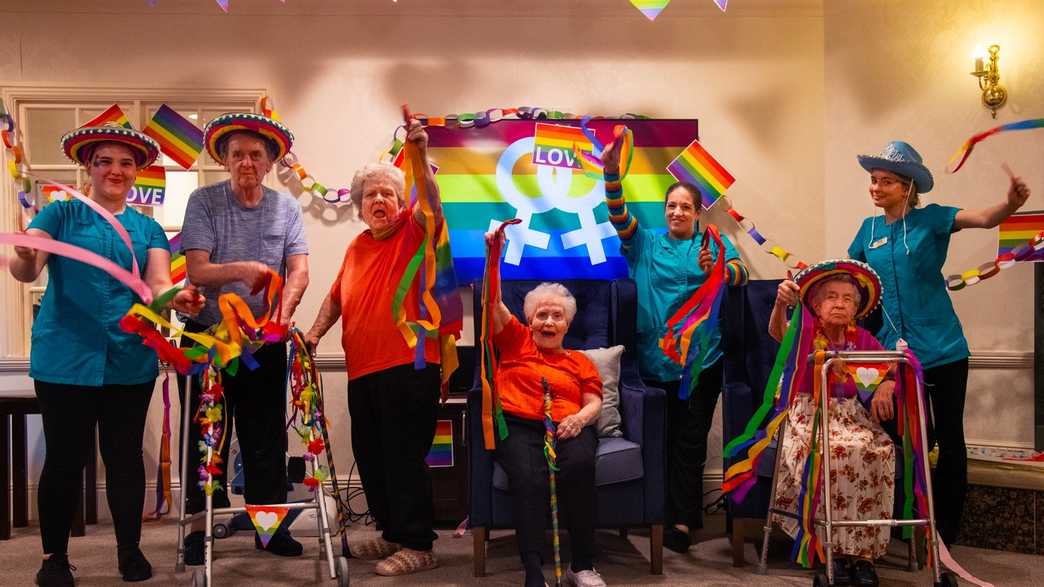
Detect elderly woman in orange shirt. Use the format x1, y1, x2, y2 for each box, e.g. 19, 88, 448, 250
486, 233, 607, 587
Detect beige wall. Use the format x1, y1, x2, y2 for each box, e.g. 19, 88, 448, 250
824, 1, 1044, 448
3, 0, 1039, 520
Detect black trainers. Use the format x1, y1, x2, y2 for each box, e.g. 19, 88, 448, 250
183, 531, 204, 566
36, 554, 75, 587
117, 546, 152, 582
255, 530, 303, 557
850, 559, 879, 587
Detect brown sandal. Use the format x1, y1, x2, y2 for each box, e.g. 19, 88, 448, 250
349, 536, 400, 560
375, 548, 437, 576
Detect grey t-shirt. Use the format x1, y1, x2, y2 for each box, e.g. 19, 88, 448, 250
180, 180, 308, 327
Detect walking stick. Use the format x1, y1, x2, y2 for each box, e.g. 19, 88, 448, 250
541, 377, 562, 587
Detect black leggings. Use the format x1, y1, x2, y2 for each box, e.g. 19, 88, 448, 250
34, 379, 154, 556
923, 358, 969, 545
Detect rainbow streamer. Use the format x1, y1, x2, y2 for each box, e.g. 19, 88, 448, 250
629, 0, 671, 21
947, 118, 1044, 173
722, 303, 813, 502
658, 224, 728, 399
541, 378, 563, 587
389, 139, 463, 396
84, 104, 132, 129
478, 219, 520, 449
792, 351, 827, 567
143, 104, 204, 170
666, 138, 735, 210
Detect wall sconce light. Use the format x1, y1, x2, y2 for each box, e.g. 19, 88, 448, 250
971, 44, 1007, 118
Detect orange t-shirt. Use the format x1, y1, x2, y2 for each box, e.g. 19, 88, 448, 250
494, 316, 603, 422
329, 209, 440, 380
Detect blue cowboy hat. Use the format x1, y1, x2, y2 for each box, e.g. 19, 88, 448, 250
857, 140, 933, 193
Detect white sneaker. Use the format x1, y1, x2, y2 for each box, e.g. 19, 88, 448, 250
563, 567, 607, 587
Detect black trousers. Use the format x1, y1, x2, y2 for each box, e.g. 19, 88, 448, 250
923, 358, 969, 545
348, 363, 440, 551
649, 358, 724, 531
177, 320, 288, 514
34, 379, 154, 556
495, 415, 598, 571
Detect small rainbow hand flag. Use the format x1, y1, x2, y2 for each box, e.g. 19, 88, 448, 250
630, 0, 671, 21
666, 138, 735, 210
168, 232, 187, 284
143, 104, 204, 170
84, 104, 132, 129
532, 123, 594, 170
425, 420, 454, 468
998, 211, 1044, 263
127, 165, 166, 206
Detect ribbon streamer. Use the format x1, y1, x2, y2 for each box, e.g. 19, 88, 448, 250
541, 378, 563, 587
946, 118, 1044, 173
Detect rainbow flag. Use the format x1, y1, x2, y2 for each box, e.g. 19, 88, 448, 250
630, 0, 671, 21
666, 138, 735, 210
168, 232, 187, 284
532, 123, 594, 170
84, 104, 132, 129
998, 211, 1044, 262
425, 420, 454, 468
127, 165, 166, 206
430, 119, 699, 282
143, 105, 204, 170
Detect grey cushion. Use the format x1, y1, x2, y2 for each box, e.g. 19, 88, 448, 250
493, 436, 644, 491
579, 345, 624, 438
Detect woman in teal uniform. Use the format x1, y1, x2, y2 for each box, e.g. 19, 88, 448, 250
9, 124, 203, 586
846, 140, 1029, 545
601, 136, 749, 552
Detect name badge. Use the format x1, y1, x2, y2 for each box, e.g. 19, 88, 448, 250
869, 236, 888, 249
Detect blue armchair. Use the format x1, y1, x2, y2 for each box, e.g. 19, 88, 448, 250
467, 278, 666, 576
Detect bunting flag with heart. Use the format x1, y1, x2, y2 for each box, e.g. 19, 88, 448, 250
846, 362, 890, 394
245, 505, 290, 547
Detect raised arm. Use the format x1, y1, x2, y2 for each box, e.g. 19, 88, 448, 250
954, 173, 1030, 229
601, 136, 640, 247
484, 231, 512, 336
405, 110, 443, 228
768, 278, 800, 343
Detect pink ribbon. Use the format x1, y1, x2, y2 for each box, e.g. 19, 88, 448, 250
938, 534, 994, 587
0, 233, 153, 304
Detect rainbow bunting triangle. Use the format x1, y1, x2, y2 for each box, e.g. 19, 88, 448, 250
630, 0, 671, 21
244, 505, 289, 547
666, 138, 735, 210
84, 104, 132, 129
714, 0, 728, 11
143, 104, 204, 170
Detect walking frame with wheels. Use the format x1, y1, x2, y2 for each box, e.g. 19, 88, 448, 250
756, 350, 958, 587
173, 334, 350, 587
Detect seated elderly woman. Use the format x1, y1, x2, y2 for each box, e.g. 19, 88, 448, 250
486, 242, 606, 587
768, 260, 896, 587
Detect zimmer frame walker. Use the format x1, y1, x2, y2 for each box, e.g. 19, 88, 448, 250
756, 350, 957, 587
173, 368, 350, 587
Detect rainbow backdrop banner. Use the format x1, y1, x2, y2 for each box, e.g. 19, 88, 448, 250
998, 211, 1044, 262
532, 123, 594, 170
666, 137, 735, 210
429, 119, 699, 282
425, 420, 454, 468
127, 165, 166, 206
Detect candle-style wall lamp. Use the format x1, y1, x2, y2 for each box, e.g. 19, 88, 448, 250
972, 44, 1007, 118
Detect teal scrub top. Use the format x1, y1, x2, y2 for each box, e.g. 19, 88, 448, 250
847, 203, 970, 369
28, 199, 169, 386
624, 224, 739, 383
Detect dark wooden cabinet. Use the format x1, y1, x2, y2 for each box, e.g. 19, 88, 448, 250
428, 398, 468, 525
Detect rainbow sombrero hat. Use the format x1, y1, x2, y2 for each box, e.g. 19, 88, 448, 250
60, 123, 160, 168
793, 258, 882, 320
204, 112, 293, 163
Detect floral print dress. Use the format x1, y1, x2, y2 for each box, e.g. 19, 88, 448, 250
771, 327, 896, 560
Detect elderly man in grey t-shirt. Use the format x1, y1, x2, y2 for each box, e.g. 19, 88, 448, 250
177, 113, 309, 565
